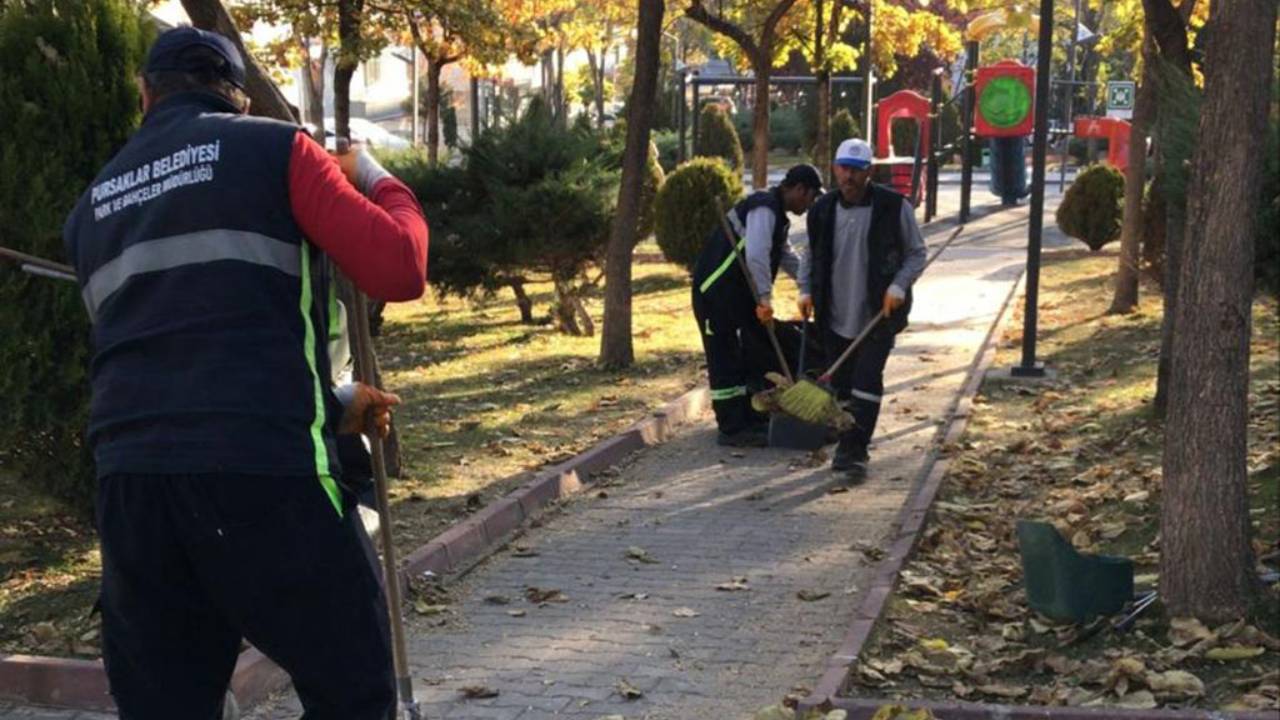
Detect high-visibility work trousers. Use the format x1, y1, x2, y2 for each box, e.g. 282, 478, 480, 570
691, 286, 774, 435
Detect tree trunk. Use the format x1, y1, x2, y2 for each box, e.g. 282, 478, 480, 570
555, 43, 567, 128
553, 278, 583, 336
332, 0, 363, 140
599, 0, 664, 369
587, 48, 607, 128
510, 279, 535, 324
1109, 35, 1156, 315
1160, 0, 1275, 624
751, 61, 771, 189
180, 0, 297, 122
426, 58, 442, 165
306, 43, 328, 142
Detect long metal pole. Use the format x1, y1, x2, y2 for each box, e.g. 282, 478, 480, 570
410, 44, 420, 147
1013, 0, 1054, 377
677, 70, 687, 162
1060, 0, 1081, 192
926, 71, 941, 222
959, 40, 978, 222
348, 291, 421, 719
861, 0, 875, 143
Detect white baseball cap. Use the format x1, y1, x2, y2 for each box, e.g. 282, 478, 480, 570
834, 138, 873, 169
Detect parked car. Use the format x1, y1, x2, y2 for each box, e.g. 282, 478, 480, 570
317, 117, 412, 150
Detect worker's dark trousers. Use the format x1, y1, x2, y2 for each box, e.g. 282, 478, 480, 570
96, 473, 394, 720
691, 287, 773, 434
824, 326, 896, 450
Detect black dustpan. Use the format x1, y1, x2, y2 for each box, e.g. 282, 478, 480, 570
769, 316, 828, 450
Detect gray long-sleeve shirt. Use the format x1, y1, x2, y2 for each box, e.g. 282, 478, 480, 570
742, 206, 802, 303
798, 199, 927, 339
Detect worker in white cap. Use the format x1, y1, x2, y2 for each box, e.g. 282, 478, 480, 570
798, 138, 927, 482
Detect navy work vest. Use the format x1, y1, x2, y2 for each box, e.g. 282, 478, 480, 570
63, 92, 345, 508
692, 188, 790, 302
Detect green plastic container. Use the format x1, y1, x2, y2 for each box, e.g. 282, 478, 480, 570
1016, 520, 1134, 623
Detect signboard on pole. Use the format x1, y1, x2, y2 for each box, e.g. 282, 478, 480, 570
1106, 81, 1136, 119
975, 60, 1036, 137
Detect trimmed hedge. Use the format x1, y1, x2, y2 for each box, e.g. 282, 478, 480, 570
695, 104, 744, 171
1056, 163, 1124, 251
654, 158, 744, 273
0, 0, 150, 512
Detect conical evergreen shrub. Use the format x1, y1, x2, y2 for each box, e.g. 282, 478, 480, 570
0, 0, 150, 511
654, 158, 744, 273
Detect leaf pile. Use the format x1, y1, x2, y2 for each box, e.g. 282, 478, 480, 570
848, 254, 1280, 711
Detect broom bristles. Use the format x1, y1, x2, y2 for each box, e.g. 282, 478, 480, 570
777, 379, 842, 425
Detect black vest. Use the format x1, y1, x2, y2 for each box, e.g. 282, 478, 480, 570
63, 93, 344, 497
805, 183, 913, 336
692, 188, 790, 302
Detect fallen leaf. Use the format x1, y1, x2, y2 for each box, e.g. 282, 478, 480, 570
459, 684, 499, 699
413, 601, 448, 616
1169, 617, 1214, 647
507, 609, 526, 617
1114, 689, 1157, 709
524, 586, 568, 604
616, 678, 643, 700
797, 589, 831, 602
625, 546, 660, 564
919, 638, 949, 651
716, 577, 750, 592
1205, 645, 1265, 661
1146, 669, 1205, 698
975, 683, 1028, 699
672, 607, 700, 618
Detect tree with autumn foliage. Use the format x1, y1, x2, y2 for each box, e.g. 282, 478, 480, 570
394, 0, 511, 164
685, 0, 801, 190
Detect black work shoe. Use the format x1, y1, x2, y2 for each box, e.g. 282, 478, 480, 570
842, 459, 869, 485
832, 437, 869, 471
718, 427, 769, 448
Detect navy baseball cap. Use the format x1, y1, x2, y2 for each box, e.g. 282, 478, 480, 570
145, 26, 246, 89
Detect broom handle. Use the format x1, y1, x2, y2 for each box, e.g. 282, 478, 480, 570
347, 288, 419, 718
818, 310, 885, 383
714, 199, 794, 385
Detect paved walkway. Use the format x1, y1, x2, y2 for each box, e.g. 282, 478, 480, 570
0, 190, 1067, 720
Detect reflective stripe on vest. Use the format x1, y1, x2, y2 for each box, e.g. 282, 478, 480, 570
298, 243, 344, 518
698, 209, 749, 294
81, 229, 301, 319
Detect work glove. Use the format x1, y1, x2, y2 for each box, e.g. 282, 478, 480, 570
755, 302, 774, 325
797, 294, 814, 320
336, 382, 401, 438
331, 142, 392, 196
882, 285, 906, 316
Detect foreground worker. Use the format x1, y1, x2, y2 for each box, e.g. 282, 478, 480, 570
62, 27, 427, 719
800, 138, 926, 481
691, 165, 823, 447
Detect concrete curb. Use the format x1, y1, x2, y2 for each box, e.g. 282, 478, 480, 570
0, 387, 710, 713
821, 698, 1277, 720
399, 386, 710, 585
801, 257, 1029, 709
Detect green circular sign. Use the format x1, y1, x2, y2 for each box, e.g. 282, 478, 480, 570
979, 76, 1032, 128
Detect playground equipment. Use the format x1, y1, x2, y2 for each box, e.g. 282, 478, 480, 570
874, 90, 932, 207
974, 60, 1035, 205
1073, 115, 1132, 171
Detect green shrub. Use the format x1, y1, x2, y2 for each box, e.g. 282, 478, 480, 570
654, 158, 744, 273
696, 104, 744, 170
652, 129, 679, 173
732, 109, 753, 153
1056, 163, 1125, 251
637, 141, 665, 241
830, 109, 861, 149
0, 0, 150, 512
770, 107, 805, 154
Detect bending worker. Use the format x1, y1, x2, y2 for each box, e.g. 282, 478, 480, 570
62, 27, 426, 719
800, 138, 927, 482
692, 164, 823, 447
